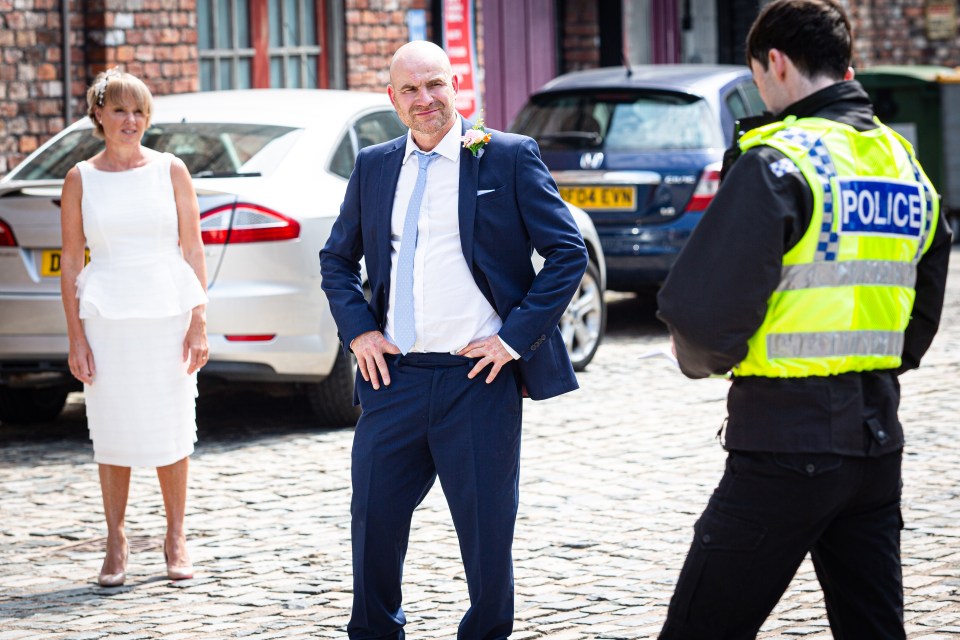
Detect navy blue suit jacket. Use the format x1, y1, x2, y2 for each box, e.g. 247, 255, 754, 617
319, 120, 588, 401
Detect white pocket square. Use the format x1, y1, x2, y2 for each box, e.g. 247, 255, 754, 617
477, 189, 495, 196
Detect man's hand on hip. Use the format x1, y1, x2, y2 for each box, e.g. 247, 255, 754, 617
351, 331, 401, 390
459, 336, 514, 384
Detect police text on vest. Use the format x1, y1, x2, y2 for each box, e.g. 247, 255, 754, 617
838, 178, 924, 238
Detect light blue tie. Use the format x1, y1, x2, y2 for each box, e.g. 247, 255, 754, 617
394, 151, 437, 354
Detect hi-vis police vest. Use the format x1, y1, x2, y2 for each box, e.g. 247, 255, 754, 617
734, 116, 939, 378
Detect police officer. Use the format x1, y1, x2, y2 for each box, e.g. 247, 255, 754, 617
656, 0, 951, 638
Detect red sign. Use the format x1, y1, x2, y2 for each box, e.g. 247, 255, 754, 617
443, 0, 481, 120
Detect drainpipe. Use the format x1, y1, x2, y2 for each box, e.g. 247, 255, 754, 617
62, 0, 73, 126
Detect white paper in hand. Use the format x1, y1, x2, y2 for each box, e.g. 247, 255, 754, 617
638, 342, 680, 369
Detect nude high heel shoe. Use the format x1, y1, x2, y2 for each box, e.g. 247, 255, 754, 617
163, 542, 194, 580
98, 546, 129, 587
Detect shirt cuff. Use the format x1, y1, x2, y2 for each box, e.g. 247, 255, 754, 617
498, 336, 521, 360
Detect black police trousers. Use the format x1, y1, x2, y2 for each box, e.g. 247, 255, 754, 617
659, 450, 904, 640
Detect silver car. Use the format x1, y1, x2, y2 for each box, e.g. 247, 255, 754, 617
0, 89, 606, 426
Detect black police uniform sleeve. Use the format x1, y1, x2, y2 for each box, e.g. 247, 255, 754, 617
898, 210, 951, 374
656, 146, 811, 379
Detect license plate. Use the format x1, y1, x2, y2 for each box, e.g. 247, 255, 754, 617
558, 186, 637, 211
40, 249, 90, 277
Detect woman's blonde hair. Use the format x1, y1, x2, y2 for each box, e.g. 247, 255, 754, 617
85, 68, 153, 139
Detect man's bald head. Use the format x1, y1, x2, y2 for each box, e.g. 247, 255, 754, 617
389, 41, 453, 86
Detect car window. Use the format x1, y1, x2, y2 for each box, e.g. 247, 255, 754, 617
355, 111, 405, 150
328, 109, 405, 179
149, 124, 302, 176
329, 134, 356, 179
725, 88, 750, 120
513, 90, 724, 152
8, 131, 105, 181
9, 123, 302, 180
741, 82, 767, 114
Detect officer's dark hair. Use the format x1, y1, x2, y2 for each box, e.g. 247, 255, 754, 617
746, 0, 852, 81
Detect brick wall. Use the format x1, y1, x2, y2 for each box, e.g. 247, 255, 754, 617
0, 0, 198, 177
83, 0, 199, 97
344, 0, 434, 92
850, 0, 960, 67
343, 0, 486, 101
0, 0, 75, 175
559, 0, 600, 73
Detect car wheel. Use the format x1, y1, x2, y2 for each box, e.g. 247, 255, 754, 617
305, 350, 362, 427
560, 260, 606, 371
0, 386, 69, 425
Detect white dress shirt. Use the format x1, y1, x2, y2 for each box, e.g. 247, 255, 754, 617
384, 116, 517, 357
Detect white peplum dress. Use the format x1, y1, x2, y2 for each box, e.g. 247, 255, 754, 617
75, 153, 208, 467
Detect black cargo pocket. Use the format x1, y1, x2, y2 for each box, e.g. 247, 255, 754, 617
772, 452, 843, 478
694, 508, 766, 552
670, 509, 767, 621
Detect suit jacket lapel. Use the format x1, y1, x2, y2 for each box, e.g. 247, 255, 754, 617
458, 119, 478, 269
378, 139, 405, 296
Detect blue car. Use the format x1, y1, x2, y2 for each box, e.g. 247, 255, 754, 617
511, 64, 766, 292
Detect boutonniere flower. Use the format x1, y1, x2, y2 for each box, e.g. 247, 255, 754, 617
461, 119, 492, 158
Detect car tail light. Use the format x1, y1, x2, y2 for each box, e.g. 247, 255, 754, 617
684, 162, 722, 212
0, 219, 17, 247
200, 204, 301, 245
225, 335, 277, 342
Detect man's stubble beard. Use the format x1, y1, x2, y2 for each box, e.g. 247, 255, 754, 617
404, 103, 455, 135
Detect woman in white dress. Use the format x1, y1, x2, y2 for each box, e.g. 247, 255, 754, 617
59, 69, 209, 587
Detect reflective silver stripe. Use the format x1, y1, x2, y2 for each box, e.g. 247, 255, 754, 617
767, 331, 904, 359
776, 261, 917, 291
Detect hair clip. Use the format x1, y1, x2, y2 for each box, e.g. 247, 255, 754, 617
94, 67, 123, 107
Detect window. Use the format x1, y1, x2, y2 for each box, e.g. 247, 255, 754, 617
268, 0, 320, 88
11, 124, 302, 180
725, 88, 750, 121
8, 132, 104, 180
353, 111, 406, 150
741, 83, 767, 113
513, 90, 724, 152
198, 0, 339, 90
144, 124, 302, 176
198, 0, 253, 90
329, 110, 406, 179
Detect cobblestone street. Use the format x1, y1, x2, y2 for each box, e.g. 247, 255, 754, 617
2, 251, 959, 639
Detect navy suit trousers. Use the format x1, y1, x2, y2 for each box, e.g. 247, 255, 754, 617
347, 352, 522, 640
659, 450, 904, 640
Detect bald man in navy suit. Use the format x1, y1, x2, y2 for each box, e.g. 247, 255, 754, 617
320, 41, 587, 639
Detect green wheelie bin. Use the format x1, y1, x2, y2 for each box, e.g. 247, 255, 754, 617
857, 65, 960, 239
